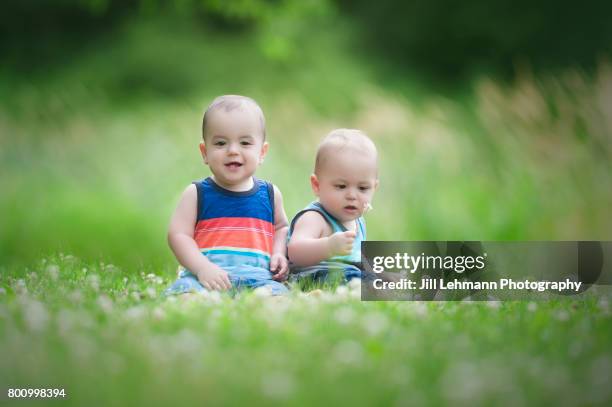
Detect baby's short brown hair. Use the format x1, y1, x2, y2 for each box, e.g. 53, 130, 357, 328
314, 129, 378, 175
202, 95, 266, 140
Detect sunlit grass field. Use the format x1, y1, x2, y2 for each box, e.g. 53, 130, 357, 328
1, 17, 612, 405
1, 256, 611, 405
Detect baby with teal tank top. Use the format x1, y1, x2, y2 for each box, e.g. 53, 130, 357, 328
287, 129, 379, 285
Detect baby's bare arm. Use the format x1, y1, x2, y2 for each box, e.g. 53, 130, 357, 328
270, 185, 289, 280
288, 211, 355, 267
271, 185, 289, 256
167, 185, 231, 291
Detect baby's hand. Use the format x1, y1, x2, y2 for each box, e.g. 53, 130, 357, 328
270, 253, 289, 281
328, 231, 356, 256
196, 264, 231, 291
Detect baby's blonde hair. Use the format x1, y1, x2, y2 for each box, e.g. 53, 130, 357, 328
314, 128, 378, 175
202, 95, 266, 140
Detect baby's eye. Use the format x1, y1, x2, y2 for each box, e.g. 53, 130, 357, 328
359, 186, 371, 191
240, 141, 252, 146
214, 141, 226, 146
335, 184, 346, 190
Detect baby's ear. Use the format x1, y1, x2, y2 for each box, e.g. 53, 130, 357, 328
259, 141, 269, 164
199, 142, 208, 164
374, 179, 380, 190
310, 174, 320, 195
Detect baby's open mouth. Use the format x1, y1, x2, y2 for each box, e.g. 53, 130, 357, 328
344, 205, 358, 211
225, 162, 243, 168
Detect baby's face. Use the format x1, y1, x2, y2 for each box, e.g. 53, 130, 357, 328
312, 148, 378, 224
200, 108, 267, 190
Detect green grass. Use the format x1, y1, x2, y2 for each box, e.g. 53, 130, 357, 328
1, 15, 612, 405
1, 256, 611, 405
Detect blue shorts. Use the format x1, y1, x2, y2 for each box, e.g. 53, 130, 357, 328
164, 268, 288, 296
289, 261, 363, 285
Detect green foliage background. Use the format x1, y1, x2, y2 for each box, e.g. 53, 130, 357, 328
1, 2, 612, 405
1, 0, 611, 271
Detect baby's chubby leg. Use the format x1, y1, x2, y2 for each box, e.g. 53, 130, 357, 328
231, 267, 289, 295
163, 270, 207, 296
250, 279, 289, 296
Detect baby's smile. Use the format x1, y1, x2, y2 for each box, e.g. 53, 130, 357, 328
224, 161, 243, 169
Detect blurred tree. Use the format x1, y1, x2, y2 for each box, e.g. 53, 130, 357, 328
0, 0, 332, 71
337, 0, 612, 80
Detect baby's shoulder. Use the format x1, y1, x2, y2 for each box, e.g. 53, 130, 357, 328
179, 183, 198, 200
293, 210, 333, 237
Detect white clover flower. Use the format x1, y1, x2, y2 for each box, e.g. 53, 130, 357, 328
588, 356, 612, 403
332, 340, 364, 366
597, 298, 609, 314
22, 299, 49, 333
555, 309, 570, 321
124, 305, 147, 321
209, 308, 222, 320
348, 278, 361, 291
527, 302, 538, 312
56, 308, 73, 336
131, 291, 142, 302
104, 264, 118, 273
261, 371, 295, 400
155, 277, 164, 285
13, 279, 28, 295
87, 274, 100, 292
96, 294, 113, 314
362, 311, 389, 336
145, 287, 157, 299
173, 329, 201, 355
27, 271, 38, 280
70, 333, 94, 362
68, 289, 84, 304
56, 308, 84, 336
145, 273, 157, 281
165, 295, 177, 303
152, 307, 166, 321
253, 286, 273, 298
333, 306, 356, 325
200, 290, 222, 304
441, 361, 485, 404
335, 285, 349, 299
0, 287, 6, 295
46, 265, 59, 281
413, 302, 428, 317
486, 301, 501, 310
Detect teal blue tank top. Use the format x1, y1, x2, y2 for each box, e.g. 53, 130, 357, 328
287, 201, 366, 264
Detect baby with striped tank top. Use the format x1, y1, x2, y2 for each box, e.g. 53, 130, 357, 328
165, 95, 289, 296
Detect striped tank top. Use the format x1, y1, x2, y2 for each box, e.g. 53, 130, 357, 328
189, 177, 275, 273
